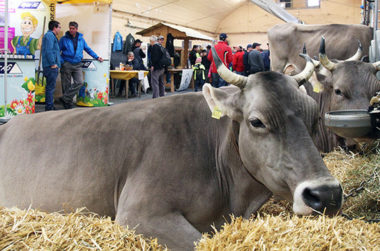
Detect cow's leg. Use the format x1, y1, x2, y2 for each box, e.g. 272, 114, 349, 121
115, 182, 202, 250
116, 208, 201, 251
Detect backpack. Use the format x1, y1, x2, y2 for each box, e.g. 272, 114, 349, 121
159, 46, 172, 68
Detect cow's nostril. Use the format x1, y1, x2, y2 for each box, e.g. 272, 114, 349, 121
301, 185, 343, 215
302, 188, 322, 211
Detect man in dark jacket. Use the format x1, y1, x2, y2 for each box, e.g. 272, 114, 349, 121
132, 39, 147, 70
243, 44, 252, 76
261, 43, 270, 71
118, 52, 141, 97
247, 42, 265, 74
189, 45, 200, 66
150, 35, 165, 98
59, 21, 103, 109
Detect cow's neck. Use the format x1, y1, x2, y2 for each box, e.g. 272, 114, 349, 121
215, 120, 272, 218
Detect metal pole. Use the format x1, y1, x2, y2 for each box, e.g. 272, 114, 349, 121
375, 0, 379, 61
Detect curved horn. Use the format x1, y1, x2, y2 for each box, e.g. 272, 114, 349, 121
292, 53, 315, 85
211, 46, 247, 89
372, 61, 380, 71
344, 40, 362, 61
319, 36, 336, 71
303, 44, 320, 67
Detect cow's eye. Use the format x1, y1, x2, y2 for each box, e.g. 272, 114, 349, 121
250, 118, 266, 128
335, 89, 343, 96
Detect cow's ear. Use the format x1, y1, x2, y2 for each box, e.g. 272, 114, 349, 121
283, 63, 298, 75
202, 84, 242, 121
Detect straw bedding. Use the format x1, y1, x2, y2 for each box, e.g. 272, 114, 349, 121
0, 148, 379, 250
195, 215, 379, 250
0, 207, 167, 250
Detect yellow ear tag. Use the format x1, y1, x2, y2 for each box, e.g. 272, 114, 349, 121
313, 82, 322, 93
212, 106, 222, 119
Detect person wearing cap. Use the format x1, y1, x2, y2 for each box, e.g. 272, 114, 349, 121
247, 42, 265, 75
132, 39, 147, 70
243, 44, 253, 76
150, 35, 166, 98
207, 33, 233, 88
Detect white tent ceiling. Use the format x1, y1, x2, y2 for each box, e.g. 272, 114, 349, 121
112, 0, 248, 33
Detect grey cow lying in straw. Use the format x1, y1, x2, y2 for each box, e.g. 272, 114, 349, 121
0, 47, 343, 250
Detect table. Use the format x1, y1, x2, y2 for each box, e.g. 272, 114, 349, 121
109, 70, 149, 99
166, 68, 194, 93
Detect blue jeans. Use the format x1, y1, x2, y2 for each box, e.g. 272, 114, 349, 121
211, 73, 227, 88
43, 67, 58, 111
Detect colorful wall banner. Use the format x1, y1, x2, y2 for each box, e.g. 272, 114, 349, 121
0, 59, 36, 117
77, 60, 109, 107
1, 0, 111, 114
0, 0, 50, 56
0, 0, 51, 117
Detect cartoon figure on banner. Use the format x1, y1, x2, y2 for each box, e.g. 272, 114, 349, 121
11, 12, 42, 58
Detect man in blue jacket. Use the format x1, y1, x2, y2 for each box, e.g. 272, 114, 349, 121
42, 20, 61, 111
59, 21, 103, 109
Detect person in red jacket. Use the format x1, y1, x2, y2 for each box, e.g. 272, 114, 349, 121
207, 33, 233, 87
232, 46, 245, 75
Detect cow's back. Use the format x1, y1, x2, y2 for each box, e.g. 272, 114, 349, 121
0, 93, 218, 216
268, 23, 372, 72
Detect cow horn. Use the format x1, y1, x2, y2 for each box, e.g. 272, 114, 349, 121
303, 44, 320, 67
344, 40, 362, 61
211, 46, 247, 89
372, 61, 380, 71
319, 36, 336, 71
291, 53, 315, 85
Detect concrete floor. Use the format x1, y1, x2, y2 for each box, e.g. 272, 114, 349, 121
35, 88, 194, 113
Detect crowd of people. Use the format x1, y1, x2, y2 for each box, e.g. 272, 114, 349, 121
188, 33, 271, 92
43, 20, 271, 111
114, 32, 271, 98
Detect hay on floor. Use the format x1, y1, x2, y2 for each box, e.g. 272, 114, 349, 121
0, 207, 167, 250
196, 148, 379, 250
195, 215, 379, 250
259, 148, 380, 221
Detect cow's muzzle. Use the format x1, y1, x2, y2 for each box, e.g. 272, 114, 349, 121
293, 179, 343, 216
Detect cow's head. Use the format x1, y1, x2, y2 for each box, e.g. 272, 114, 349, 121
318, 37, 380, 111
202, 47, 343, 216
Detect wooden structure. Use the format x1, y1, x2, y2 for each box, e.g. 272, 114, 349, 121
136, 22, 214, 68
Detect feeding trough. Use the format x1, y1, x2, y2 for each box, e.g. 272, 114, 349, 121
324, 109, 373, 138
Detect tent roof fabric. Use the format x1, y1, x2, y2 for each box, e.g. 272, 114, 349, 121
136, 22, 214, 41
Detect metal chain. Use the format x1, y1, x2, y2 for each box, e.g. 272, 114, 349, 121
342, 172, 380, 223
343, 176, 371, 200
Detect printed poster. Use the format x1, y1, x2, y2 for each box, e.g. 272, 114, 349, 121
0, 0, 51, 117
